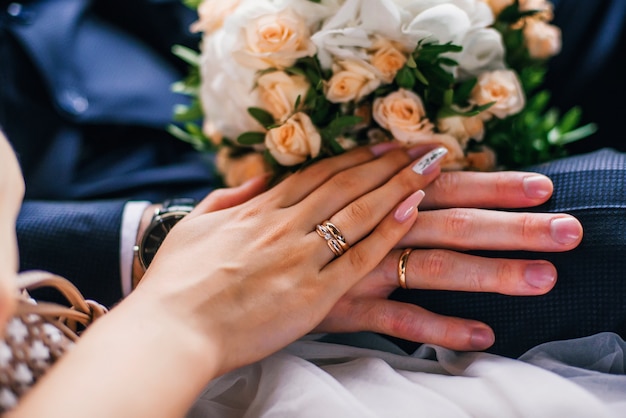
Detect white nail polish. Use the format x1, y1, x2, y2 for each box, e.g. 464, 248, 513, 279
412, 147, 448, 175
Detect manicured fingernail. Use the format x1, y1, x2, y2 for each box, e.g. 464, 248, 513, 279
524, 263, 557, 289
470, 328, 495, 350
523, 175, 552, 199
370, 142, 401, 156
550, 217, 582, 245
412, 147, 448, 175
394, 190, 426, 222
407, 144, 437, 159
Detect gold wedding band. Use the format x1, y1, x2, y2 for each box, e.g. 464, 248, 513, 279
398, 249, 413, 289
316, 221, 350, 257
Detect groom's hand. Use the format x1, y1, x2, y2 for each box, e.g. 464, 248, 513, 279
314, 171, 583, 352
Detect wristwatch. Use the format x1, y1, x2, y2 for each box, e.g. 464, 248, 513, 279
134, 198, 197, 272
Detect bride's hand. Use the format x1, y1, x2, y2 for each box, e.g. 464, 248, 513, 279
315, 171, 583, 351
129, 145, 444, 377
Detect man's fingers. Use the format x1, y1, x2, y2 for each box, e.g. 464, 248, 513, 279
421, 171, 553, 209
322, 299, 495, 352
400, 209, 582, 252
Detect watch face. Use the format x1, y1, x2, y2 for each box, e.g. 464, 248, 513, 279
139, 213, 187, 269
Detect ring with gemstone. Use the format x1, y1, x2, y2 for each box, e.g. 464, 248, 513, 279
316, 221, 350, 256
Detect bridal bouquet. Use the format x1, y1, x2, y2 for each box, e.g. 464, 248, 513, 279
171, 0, 595, 187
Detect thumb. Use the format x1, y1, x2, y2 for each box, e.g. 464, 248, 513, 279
192, 174, 269, 216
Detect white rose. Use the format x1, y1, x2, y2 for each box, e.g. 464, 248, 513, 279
257, 71, 310, 122
265, 112, 321, 166
398, 1, 504, 77
325, 59, 382, 103
470, 69, 525, 119
232, 7, 317, 70
523, 20, 561, 60
372, 89, 434, 145
199, 28, 262, 140
311, 0, 405, 69
456, 28, 506, 77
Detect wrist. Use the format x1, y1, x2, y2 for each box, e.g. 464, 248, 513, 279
132, 204, 161, 290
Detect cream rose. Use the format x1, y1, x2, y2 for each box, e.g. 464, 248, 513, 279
470, 70, 525, 120
232, 8, 317, 70
257, 71, 310, 122
519, 0, 554, 22
466, 146, 497, 171
372, 89, 434, 145
481, 0, 514, 16
216, 148, 271, 188
191, 0, 240, 33
265, 112, 321, 166
437, 114, 485, 145
325, 60, 381, 103
369, 38, 408, 83
523, 19, 561, 60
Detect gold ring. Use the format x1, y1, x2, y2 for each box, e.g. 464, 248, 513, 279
398, 249, 412, 289
316, 221, 350, 256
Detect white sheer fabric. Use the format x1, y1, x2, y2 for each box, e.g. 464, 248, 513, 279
188, 333, 625, 417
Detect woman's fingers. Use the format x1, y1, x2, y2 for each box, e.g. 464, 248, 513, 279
421, 171, 554, 210
378, 249, 557, 295
303, 148, 448, 266
399, 209, 583, 252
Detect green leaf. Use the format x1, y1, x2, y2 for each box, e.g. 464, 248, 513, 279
237, 132, 266, 145
558, 107, 582, 132
453, 78, 477, 104
328, 115, 362, 130
247, 107, 275, 128
171, 45, 200, 67
182, 0, 203, 10
396, 66, 416, 89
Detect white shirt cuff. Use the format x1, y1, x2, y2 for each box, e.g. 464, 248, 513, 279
120, 201, 151, 297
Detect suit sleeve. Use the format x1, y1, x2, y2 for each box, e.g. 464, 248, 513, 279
17, 200, 127, 308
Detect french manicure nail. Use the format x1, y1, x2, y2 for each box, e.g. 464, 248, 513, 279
394, 190, 426, 222
524, 263, 557, 289
370, 142, 401, 157
470, 328, 495, 350
523, 175, 552, 199
412, 147, 448, 175
550, 217, 582, 245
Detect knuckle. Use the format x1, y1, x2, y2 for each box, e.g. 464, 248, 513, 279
432, 172, 462, 196
495, 261, 515, 290
443, 209, 474, 241
463, 264, 485, 292
343, 199, 373, 226
417, 250, 447, 280
346, 245, 372, 272
518, 214, 541, 243
330, 171, 359, 192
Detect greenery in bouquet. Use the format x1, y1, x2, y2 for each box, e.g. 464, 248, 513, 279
170, 0, 596, 187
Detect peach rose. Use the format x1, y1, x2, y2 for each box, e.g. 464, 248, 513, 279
257, 71, 310, 122
466, 146, 497, 171
437, 114, 485, 145
470, 70, 525, 120
325, 60, 381, 103
233, 9, 316, 70
372, 89, 434, 145
519, 0, 554, 22
369, 38, 408, 84
523, 19, 561, 60
481, 0, 514, 17
216, 148, 271, 188
190, 0, 240, 33
265, 112, 321, 166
